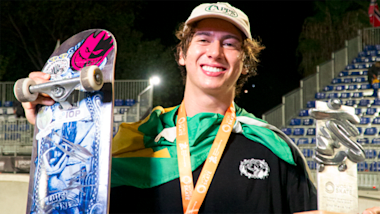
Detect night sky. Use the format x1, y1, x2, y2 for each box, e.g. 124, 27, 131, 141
133, 1, 315, 117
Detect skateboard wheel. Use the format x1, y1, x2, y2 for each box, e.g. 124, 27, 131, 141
80, 65, 104, 91
13, 78, 38, 102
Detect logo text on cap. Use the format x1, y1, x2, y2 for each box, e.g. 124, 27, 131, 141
205, 5, 238, 17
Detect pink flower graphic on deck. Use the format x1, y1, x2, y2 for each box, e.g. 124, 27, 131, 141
71, 31, 114, 71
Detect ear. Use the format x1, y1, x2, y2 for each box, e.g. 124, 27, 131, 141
179, 51, 186, 66
241, 68, 248, 75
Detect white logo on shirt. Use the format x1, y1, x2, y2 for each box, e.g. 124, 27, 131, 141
239, 158, 270, 179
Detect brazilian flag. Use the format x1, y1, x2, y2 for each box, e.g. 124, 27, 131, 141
111, 104, 295, 189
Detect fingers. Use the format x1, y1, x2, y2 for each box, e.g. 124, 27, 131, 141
29, 72, 50, 82
19, 71, 56, 125
29, 72, 51, 97
363, 207, 380, 214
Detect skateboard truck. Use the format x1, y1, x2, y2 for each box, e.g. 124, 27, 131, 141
14, 65, 103, 109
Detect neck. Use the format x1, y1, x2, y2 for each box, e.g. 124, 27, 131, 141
182, 88, 235, 117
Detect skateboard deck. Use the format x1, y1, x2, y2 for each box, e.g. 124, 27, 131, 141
22, 29, 116, 214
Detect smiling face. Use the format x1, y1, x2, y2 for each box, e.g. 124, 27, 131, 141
179, 18, 246, 97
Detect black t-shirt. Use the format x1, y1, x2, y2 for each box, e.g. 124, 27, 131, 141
110, 133, 317, 214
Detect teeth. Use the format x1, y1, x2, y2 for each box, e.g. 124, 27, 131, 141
202, 66, 224, 72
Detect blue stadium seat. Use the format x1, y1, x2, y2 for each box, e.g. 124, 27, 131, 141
17, 124, 31, 131
359, 162, 370, 171
311, 137, 316, 144
357, 162, 368, 171
344, 78, 353, 83
281, 128, 292, 136
339, 71, 349, 76
369, 162, 378, 172
355, 77, 366, 83
302, 149, 313, 158
373, 117, 380, 124
3, 101, 12, 107
340, 93, 351, 99
363, 70, 368, 75
346, 64, 356, 70
345, 100, 356, 106
366, 108, 377, 115
332, 78, 342, 84
352, 58, 363, 63
360, 117, 371, 125
364, 45, 376, 51
368, 56, 377, 62
355, 108, 362, 115
306, 128, 316, 136
114, 99, 123, 106
297, 138, 309, 145
366, 50, 377, 56
299, 109, 309, 117
372, 138, 380, 144
351, 71, 361, 76
357, 127, 362, 134
327, 93, 339, 99
368, 150, 377, 159
4, 133, 21, 140
364, 127, 377, 135
308, 161, 317, 170
335, 85, 345, 91
323, 85, 334, 91
358, 52, 366, 57
124, 99, 136, 106
293, 128, 305, 136
315, 92, 326, 99
6, 124, 18, 131
347, 85, 358, 90
372, 99, 380, 106
357, 138, 369, 144
358, 99, 370, 106
290, 118, 301, 126
360, 84, 371, 89
352, 92, 363, 98
307, 101, 315, 108
303, 119, 314, 126
119, 108, 127, 114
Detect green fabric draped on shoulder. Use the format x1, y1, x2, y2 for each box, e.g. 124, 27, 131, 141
111, 104, 295, 189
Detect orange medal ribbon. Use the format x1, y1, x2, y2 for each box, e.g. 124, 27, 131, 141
176, 102, 236, 214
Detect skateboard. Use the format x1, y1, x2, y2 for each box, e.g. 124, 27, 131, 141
309, 99, 365, 214
13, 29, 116, 214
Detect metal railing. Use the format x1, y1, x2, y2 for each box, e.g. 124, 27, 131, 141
114, 80, 149, 101
363, 27, 380, 46
0, 118, 33, 155
262, 32, 363, 128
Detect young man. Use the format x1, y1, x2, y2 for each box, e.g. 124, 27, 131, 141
22, 2, 318, 214
110, 2, 317, 213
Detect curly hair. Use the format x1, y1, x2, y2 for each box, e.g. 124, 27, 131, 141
174, 21, 265, 96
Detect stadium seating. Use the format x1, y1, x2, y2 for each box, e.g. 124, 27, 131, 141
277, 45, 380, 190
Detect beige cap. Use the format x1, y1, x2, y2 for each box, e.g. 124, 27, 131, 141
185, 2, 252, 39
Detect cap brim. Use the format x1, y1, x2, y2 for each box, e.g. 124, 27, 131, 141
185, 14, 251, 39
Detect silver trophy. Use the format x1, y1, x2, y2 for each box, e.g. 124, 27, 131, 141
310, 99, 366, 214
